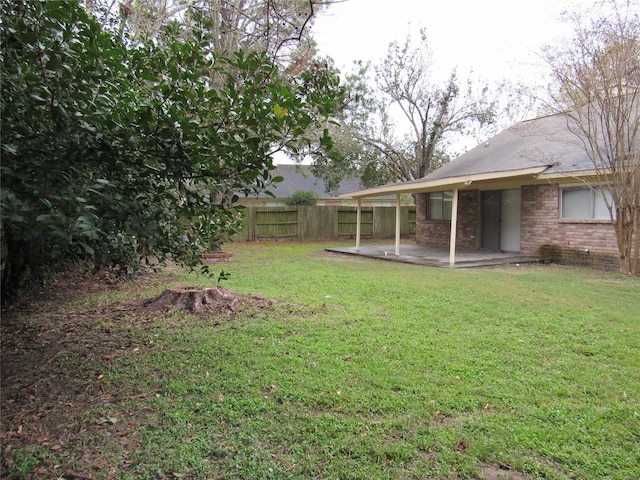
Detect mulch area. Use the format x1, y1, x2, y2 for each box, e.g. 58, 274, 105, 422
0, 268, 274, 479
1, 270, 154, 478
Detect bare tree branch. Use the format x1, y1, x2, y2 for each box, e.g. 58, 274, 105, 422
543, 0, 640, 274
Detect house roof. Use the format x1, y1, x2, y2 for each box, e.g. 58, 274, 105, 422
246, 164, 363, 199
340, 114, 596, 199
427, 113, 591, 179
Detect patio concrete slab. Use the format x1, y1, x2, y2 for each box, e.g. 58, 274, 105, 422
325, 244, 549, 268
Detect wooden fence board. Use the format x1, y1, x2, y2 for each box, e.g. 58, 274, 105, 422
235, 205, 415, 241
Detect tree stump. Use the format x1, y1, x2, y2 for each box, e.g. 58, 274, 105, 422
145, 286, 237, 313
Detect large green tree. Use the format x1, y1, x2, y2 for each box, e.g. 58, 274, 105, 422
0, 0, 341, 295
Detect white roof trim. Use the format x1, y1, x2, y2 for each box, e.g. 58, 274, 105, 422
537, 168, 601, 180
339, 166, 549, 199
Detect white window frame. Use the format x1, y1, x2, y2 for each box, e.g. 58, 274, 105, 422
428, 191, 453, 221
560, 186, 612, 220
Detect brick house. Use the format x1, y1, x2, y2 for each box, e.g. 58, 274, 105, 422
340, 113, 621, 269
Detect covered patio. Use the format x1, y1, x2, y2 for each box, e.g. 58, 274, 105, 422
334, 167, 549, 267
329, 113, 606, 270
326, 244, 548, 269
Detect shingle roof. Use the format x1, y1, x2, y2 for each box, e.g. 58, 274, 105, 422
249, 164, 363, 199
340, 114, 596, 199
425, 113, 591, 181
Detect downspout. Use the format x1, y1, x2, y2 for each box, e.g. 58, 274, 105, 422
356, 198, 361, 252
395, 194, 401, 256
449, 188, 459, 266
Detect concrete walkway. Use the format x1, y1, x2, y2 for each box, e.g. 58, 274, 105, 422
325, 244, 548, 269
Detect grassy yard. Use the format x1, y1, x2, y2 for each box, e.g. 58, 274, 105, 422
2, 241, 639, 479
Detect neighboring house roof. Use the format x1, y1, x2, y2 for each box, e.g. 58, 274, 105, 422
341, 114, 595, 199
248, 164, 363, 199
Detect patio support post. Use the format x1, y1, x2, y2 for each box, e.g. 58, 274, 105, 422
449, 188, 459, 265
356, 198, 361, 251
395, 194, 401, 256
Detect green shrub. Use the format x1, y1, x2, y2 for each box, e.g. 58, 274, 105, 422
0, 1, 342, 296
286, 190, 318, 206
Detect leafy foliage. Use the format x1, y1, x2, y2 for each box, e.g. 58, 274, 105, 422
311, 59, 397, 192
217, 269, 231, 286
285, 189, 318, 206
0, 0, 343, 294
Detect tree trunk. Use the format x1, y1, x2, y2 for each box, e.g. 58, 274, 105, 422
630, 204, 640, 276
145, 286, 237, 313
612, 206, 640, 276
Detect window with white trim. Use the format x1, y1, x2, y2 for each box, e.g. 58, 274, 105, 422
428, 191, 453, 220
560, 187, 612, 220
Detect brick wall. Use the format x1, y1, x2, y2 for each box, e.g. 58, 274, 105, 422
539, 245, 621, 270
416, 185, 622, 270
456, 190, 479, 249
521, 184, 620, 268
520, 184, 556, 255
415, 192, 428, 244
415, 190, 479, 249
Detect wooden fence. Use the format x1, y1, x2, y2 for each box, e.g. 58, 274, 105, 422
235, 206, 416, 241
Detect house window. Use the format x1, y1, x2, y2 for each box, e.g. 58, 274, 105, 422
560, 187, 612, 220
428, 191, 453, 220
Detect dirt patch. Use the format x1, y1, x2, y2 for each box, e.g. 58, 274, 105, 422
0, 268, 278, 479
478, 463, 533, 480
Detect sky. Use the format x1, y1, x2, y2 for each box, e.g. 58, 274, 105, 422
311, 0, 584, 86
277, 0, 593, 163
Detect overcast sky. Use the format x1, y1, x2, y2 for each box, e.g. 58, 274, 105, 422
312, 0, 584, 85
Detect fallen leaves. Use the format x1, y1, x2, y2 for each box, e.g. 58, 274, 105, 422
454, 440, 468, 452
95, 416, 118, 426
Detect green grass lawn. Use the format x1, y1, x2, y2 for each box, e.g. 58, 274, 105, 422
3, 241, 639, 479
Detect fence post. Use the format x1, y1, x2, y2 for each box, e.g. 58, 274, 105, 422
356, 199, 361, 250
237, 204, 416, 241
